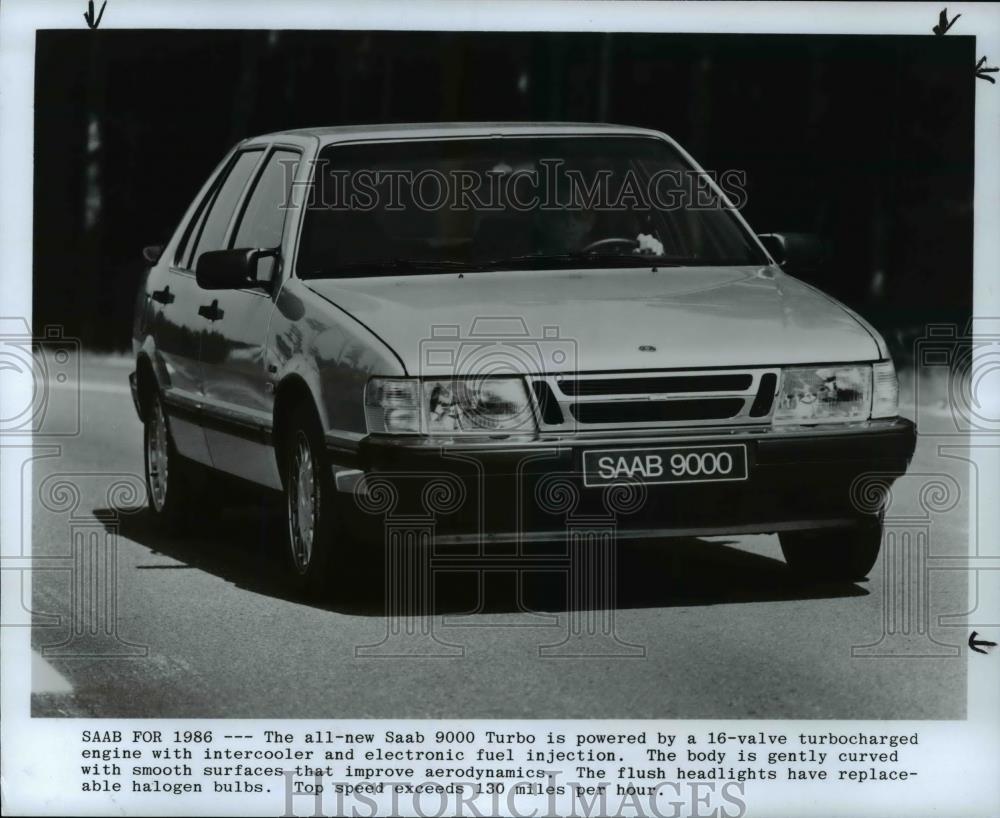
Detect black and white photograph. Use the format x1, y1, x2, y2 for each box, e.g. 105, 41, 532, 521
2, 1, 999, 816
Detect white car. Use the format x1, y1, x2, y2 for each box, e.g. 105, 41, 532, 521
131, 122, 916, 594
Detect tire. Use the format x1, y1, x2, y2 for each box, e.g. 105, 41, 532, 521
779, 519, 883, 582
281, 402, 344, 597
143, 388, 212, 528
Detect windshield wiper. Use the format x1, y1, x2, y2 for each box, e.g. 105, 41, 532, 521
480, 252, 692, 270
304, 258, 484, 278
304, 253, 734, 279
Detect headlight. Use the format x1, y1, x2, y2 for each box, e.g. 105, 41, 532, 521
773, 364, 872, 425
364, 378, 421, 433
365, 377, 537, 435
871, 360, 899, 419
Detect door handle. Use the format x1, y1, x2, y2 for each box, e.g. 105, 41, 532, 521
198, 299, 224, 322
150, 286, 174, 305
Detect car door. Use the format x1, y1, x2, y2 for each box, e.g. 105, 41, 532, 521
199, 146, 302, 489
153, 148, 263, 465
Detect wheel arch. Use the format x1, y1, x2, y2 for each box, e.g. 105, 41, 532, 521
272, 374, 324, 488
134, 353, 158, 421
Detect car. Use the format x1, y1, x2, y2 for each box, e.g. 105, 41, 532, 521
130, 122, 916, 595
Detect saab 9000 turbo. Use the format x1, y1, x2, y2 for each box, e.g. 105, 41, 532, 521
131, 122, 915, 594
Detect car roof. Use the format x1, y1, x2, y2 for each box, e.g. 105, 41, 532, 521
249, 121, 667, 146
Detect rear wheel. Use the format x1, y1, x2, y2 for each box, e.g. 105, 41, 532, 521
143, 389, 211, 527
779, 519, 883, 582
282, 403, 343, 596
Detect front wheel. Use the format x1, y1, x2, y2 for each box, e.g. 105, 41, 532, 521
779, 520, 883, 582
282, 404, 344, 596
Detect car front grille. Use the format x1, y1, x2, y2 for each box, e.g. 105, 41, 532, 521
530, 369, 779, 431
558, 373, 754, 396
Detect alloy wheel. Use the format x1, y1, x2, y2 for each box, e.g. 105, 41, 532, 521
146, 396, 170, 512
287, 431, 318, 574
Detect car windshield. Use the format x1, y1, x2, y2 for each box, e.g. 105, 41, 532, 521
296, 135, 767, 278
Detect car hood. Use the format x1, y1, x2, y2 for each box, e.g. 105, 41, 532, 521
302, 265, 881, 374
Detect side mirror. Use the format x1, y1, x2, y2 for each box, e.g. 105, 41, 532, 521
196, 248, 278, 290
757, 233, 825, 274
142, 245, 164, 264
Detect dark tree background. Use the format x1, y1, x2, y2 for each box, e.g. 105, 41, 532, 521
34, 31, 974, 360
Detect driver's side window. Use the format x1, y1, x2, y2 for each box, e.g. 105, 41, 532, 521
185, 149, 263, 271
230, 149, 301, 282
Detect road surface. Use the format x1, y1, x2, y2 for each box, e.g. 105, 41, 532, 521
26, 356, 968, 718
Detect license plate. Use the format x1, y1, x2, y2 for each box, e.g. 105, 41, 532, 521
582, 444, 748, 487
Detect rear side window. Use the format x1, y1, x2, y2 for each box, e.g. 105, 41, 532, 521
232, 149, 301, 251
186, 149, 262, 270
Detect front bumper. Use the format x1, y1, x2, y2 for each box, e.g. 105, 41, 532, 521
332, 418, 916, 547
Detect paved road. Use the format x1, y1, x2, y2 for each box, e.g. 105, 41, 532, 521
27, 357, 968, 718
